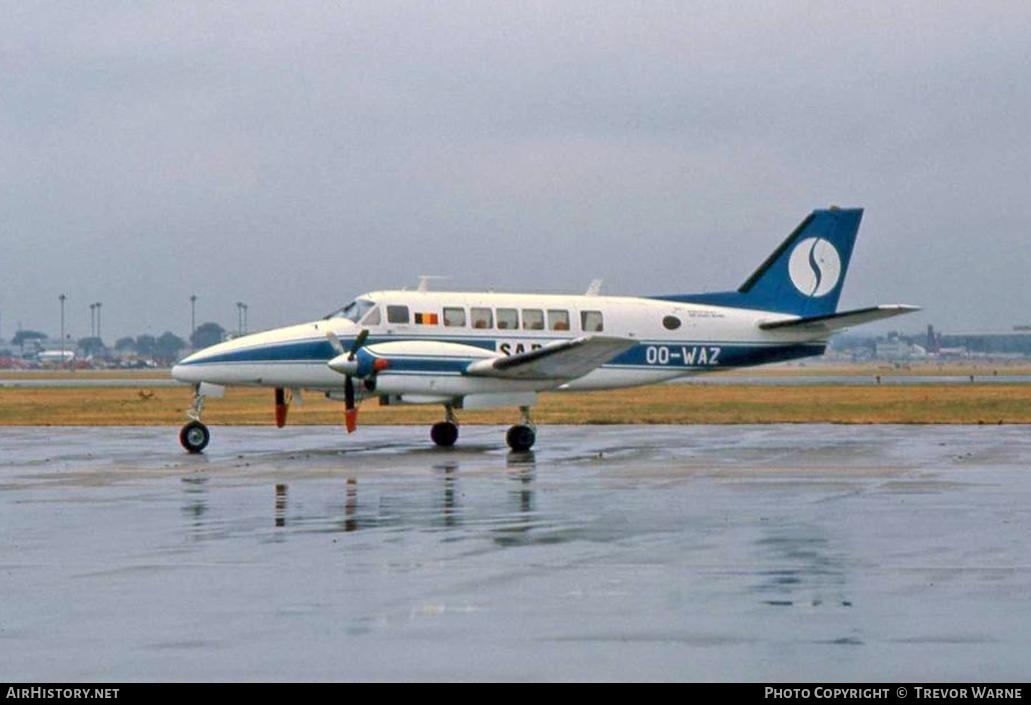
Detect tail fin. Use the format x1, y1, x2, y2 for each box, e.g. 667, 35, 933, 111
736, 207, 862, 316
654, 207, 863, 317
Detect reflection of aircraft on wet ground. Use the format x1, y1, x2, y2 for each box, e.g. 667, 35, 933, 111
172, 207, 917, 453
265, 465, 536, 537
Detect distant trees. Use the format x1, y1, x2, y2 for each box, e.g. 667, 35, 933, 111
127, 333, 184, 363
134, 334, 157, 358
156, 332, 186, 363
191, 322, 226, 349
77, 337, 105, 357
7, 321, 229, 366
12, 330, 47, 352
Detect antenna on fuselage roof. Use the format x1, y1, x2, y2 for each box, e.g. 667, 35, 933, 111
416, 275, 450, 292
584, 279, 603, 296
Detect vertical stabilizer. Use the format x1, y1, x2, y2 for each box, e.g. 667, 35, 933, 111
654, 208, 863, 316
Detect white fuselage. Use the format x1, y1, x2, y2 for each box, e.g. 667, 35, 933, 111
172, 290, 824, 401
37, 350, 76, 363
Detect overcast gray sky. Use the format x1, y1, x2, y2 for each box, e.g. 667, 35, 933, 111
2, 1, 1029, 341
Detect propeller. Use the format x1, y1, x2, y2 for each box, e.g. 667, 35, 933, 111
325, 329, 386, 433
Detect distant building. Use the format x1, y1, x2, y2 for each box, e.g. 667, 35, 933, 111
936, 331, 1031, 357
862, 326, 1031, 360
875, 339, 927, 360
926, 325, 941, 354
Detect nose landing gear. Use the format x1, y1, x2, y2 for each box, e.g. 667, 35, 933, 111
179, 388, 210, 454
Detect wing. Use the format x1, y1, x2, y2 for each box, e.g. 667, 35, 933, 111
465, 336, 636, 380
759, 304, 920, 333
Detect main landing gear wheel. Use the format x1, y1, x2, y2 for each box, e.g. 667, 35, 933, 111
506, 424, 536, 452
179, 420, 210, 454
431, 421, 459, 447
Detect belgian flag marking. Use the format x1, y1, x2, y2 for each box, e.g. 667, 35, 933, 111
414, 312, 439, 325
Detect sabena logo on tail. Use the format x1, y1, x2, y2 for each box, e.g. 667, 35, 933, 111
787, 237, 841, 297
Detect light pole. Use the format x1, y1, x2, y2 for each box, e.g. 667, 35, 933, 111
242, 303, 248, 334
89, 303, 96, 338
58, 294, 66, 364
236, 301, 247, 336
190, 294, 197, 343
95, 302, 102, 340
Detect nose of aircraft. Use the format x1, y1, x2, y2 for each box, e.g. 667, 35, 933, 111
170, 320, 358, 386
170, 334, 255, 384
171, 330, 279, 384
171, 348, 209, 384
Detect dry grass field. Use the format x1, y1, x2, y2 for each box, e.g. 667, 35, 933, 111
1, 378, 1029, 426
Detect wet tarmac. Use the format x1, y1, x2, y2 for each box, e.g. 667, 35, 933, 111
1, 424, 1030, 681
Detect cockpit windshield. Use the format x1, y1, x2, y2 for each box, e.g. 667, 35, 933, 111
324, 298, 376, 323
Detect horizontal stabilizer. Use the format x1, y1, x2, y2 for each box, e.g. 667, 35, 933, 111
465, 336, 636, 380
759, 305, 920, 333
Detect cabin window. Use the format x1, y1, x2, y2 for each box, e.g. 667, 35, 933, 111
581, 310, 604, 332
471, 307, 493, 329
522, 309, 544, 330
386, 305, 410, 324
361, 306, 381, 326
443, 307, 466, 327
548, 309, 571, 331
662, 315, 681, 330
497, 308, 518, 330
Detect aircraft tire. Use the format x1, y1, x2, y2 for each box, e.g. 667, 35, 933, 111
506, 424, 536, 452
179, 420, 210, 454
431, 421, 459, 447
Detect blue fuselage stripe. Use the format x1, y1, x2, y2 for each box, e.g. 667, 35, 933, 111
178, 335, 825, 373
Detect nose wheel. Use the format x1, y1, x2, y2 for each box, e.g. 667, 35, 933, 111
179, 420, 210, 454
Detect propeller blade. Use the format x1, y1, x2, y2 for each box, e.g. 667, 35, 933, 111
274, 387, 288, 428
344, 375, 355, 409
348, 329, 370, 360
344, 375, 358, 433
325, 330, 346, 355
